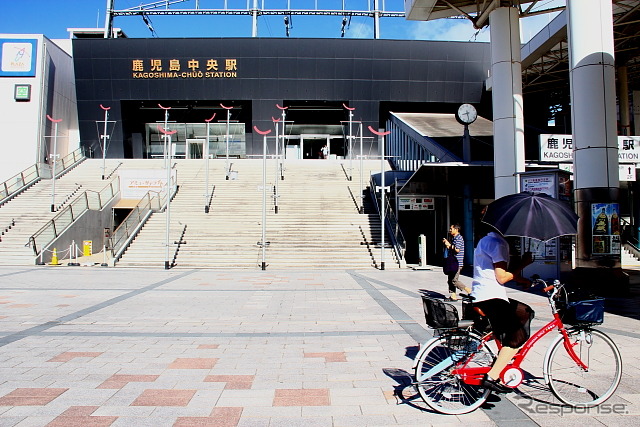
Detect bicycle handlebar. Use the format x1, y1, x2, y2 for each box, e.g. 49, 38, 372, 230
530, 277, 564, 303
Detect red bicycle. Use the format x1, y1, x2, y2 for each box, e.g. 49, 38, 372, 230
413, 279, 622, 415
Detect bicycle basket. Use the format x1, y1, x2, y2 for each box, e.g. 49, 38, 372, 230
444, 333, 472, 352
561, 298, 605, 325
422, 296, 459, 329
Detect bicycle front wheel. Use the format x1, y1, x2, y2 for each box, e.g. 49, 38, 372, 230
414, 333, 494, 415
545, 328, 622, 407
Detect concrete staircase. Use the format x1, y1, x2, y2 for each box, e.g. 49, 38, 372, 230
0, 159, 122, 265
116, 159, 395, 269
622, 245, 640, 268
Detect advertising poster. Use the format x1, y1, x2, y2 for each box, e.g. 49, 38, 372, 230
591, 203, 620, 255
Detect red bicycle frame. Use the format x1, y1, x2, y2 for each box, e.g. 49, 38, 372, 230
452, 312, 588, 386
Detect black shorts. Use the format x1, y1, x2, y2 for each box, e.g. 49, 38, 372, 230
474, 298, 532, 348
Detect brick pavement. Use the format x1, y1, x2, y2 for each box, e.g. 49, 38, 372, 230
0, 266, 638, 426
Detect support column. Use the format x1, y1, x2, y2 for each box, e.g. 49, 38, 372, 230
103, 0, 114, 38
489, 6, 525, 198
634, 91, 640, 135
251, 0, 259, 37
373, 0, 381, 39
618, 66, 630, 136
568, 0, 627, 291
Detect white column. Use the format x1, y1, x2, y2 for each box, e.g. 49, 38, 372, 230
568, 0, 618, 192
568, 0, 621, 276
489, 6, 525, 198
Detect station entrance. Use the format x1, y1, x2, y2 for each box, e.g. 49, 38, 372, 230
284, 134, 345, 159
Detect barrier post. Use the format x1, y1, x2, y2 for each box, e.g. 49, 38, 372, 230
50, 248, 59, 266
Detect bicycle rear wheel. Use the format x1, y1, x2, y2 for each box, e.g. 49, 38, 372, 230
414, 333, 494, 415
545, 328, 622, 407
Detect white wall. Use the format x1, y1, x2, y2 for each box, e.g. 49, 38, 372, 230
0, 34, 43, 182
0, 34, 78, 183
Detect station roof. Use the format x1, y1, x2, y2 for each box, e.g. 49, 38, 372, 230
405, 1, 560, 27
391, 112, 493, 138
522, 2, 640, 93
405, 1, 640, 92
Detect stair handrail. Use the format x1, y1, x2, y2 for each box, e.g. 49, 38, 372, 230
368, 175, 406, 264
110, 174, 177, 263
55, 147, 86, 177
0, 147, 85, 207
28, 175, 120, 257
621, 216, 640, 253
0, 164, 41, 206
383, 191, 406, 260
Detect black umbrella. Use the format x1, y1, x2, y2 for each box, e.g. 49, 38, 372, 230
481, 192, 579, 241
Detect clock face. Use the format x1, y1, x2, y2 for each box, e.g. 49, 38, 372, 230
457, 104, 477, 124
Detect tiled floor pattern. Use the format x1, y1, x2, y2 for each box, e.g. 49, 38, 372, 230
0, 268, 638, 426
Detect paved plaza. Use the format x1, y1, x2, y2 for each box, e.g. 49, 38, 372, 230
0, 266, 639, 426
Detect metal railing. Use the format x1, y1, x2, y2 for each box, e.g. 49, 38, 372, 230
55, 148, 85, 176
110, 190, 163, 261
368, 175, 406, 264
0, 164, 41, 204
383, 191, 406, 261
621, 216, 640, 257
28, 176, 120, 257
110, 175, 178, 263
0, 147, 85, 206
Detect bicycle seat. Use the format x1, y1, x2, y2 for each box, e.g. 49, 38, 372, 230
459, 293, 475, 301
457, 319, 475, 328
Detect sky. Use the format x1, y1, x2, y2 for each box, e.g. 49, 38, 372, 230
0, 0, 564, 43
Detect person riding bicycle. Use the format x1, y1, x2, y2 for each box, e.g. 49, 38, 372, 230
471, 228, 533, 393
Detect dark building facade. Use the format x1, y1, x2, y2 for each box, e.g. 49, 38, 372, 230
73, 37, 491, 159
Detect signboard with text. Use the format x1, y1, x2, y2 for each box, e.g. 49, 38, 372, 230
521, 174, 555, 196
558, 163, 636, 182
131, 57, 238, 80
399, 196, 435, 211
540, 134, 640, 163
119, 169, 176, 199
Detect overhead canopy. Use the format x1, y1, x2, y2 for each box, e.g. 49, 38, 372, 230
392, 112, 493, 138
405, 1, 553, 27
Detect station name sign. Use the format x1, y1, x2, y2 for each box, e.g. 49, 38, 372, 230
131, 58, 237, 79
540, 134, 640, 163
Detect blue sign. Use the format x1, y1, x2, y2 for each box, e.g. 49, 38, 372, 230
0, 39, 37, 77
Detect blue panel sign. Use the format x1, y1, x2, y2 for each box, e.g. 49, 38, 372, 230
0, 39, 37, 77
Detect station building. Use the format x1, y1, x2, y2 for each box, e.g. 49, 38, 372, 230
1, 23, 638, 276
70, 36, 491, 161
